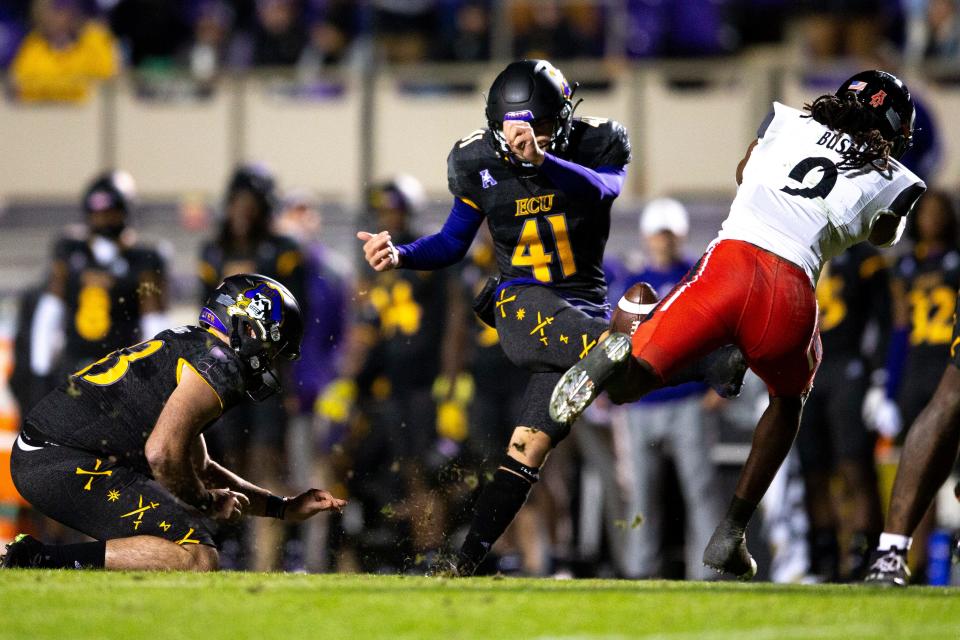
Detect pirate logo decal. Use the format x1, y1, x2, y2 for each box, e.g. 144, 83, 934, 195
227, 283, 285, 341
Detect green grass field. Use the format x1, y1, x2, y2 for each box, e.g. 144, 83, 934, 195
1, 572, 958, 639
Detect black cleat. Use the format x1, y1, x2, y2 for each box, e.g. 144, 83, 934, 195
703, 345, 748, 399
864, 547, 910, 587
550, 332, 632, 424
703, 523, 757, 580
425, 551, 476, 578
1, 534, 45, 569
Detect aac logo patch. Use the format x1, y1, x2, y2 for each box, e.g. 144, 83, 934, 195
480, 169, 497, 189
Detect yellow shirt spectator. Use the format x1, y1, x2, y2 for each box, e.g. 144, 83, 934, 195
11, 21, 119, 103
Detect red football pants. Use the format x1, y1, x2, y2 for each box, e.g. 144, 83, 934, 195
633, 239, 821, 397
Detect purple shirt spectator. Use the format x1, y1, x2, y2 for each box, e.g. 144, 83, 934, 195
291, 242, 348, 413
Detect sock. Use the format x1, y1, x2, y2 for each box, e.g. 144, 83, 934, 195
41, 541, 107, 569
458, 463, 537, 573
723, 495, 758, 531
878, 532, 912, 552
849, 530, 878, 554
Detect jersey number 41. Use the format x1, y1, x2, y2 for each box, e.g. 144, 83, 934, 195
511, 213, 577, 283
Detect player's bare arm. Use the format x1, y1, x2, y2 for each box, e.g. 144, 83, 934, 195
736, 139, 758, 185
868, 185, 924, 248
198, 441, 345, 521
868, 212, 904, 247
145, 364, 247, 523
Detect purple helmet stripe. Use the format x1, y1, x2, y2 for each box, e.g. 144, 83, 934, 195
199, 307, 229, 334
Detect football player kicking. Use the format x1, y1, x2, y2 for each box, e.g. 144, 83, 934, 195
358, 59, 743, 576
1, 274, 344, 571
551, 70, 926, 579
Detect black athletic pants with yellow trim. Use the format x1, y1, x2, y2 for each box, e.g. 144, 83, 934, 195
11, 427, 217, 547
493, 284, 608, 443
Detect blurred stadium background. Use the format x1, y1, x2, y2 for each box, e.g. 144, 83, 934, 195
2, 0, 960, 585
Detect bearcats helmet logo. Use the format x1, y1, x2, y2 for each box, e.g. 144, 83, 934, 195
870, 90, 887, 107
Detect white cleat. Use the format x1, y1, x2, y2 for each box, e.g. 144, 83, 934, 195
550, 332, 632, 424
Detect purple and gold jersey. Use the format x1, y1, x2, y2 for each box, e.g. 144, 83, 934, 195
27, 326, 246, 470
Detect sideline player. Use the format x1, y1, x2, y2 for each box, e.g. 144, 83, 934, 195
198, 164, 305, 570
551, 70, 926, 579
1, 274, 344, 571
358, 59, 741, 576
797, 242, 890, 581
30, 170, 168, 384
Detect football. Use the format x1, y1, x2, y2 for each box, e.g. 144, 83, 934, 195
610, 281, 659, 336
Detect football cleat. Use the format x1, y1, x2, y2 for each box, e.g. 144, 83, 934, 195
703, 523, 757, 580
550, 332, 632, 424
1, 534, 45, 569
864, 547, 910, 587
702, 345, 748, 399
425, 552, 475, 578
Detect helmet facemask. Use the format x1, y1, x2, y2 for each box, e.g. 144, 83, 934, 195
889, 110, 916, 160
229, 314, 286, 401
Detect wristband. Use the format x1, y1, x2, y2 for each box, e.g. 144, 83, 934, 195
386, 241, 400, 267
265, 494, 289, 520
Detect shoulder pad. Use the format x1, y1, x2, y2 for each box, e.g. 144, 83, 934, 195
53, 236, 86, 261
184, 328, 247, 409
568, 118, 631, 168
448, 130, 493, 201
759, 102, 805, 141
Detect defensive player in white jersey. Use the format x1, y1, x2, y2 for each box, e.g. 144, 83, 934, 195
550, 70, 926, 579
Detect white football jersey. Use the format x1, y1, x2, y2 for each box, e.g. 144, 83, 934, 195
718, 102, 925, 284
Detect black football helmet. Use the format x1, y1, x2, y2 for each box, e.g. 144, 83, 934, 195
82, 170, 137, 238
486, 59, 579, 169
836, 70, 915, 159
225, 163, 277, 218
199, 273, 303, 401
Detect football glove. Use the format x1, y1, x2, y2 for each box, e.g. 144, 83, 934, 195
862, 385, 902, 440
